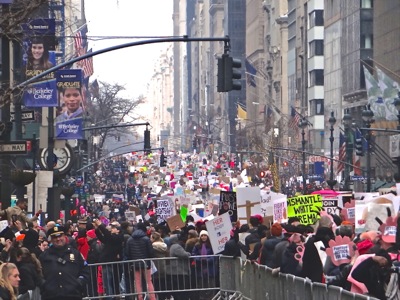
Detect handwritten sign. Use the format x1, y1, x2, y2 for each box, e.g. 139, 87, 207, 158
155, 199, 172, 224
167, 214, 186, 231
287, 194, 322, 225
273, 197, 288, 223
219, 191, 237, 222
205, 212, 233, 254
124, 211, 136, 222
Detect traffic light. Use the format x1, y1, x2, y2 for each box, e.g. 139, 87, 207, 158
283, 161, 289, 167
160, 151, 167, 167
144, 129, 151, 150
192, 138, 197, 149
217, 54, 242, 92
260, 171, 266, 178
82, 154, 88, 166
355, 137, 364, 156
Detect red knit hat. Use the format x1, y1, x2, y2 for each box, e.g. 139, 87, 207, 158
357, 239, 374, 255
86, 229, 96, 239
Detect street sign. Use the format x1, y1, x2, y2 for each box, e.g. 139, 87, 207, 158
0, 141, 28, 154
351, 175, 365, 181
10, 110, 35, 122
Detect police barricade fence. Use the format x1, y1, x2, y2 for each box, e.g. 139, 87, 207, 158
83, 255, 378, 300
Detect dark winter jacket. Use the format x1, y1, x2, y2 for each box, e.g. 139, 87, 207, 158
259, 236, 282, 268
280, 242, 302, 276
192, 242, 218, 277
16, 261, 43, 295
95, 224, 124, 262
0, 286, 11, 300
86, 238, 102, 264
272, 238, 290, 268
39, 244, 89, 300
301, 227, 335, 282
124, 229, 154, 269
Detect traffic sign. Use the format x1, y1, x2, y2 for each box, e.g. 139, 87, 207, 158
10, 110, 35, 122
0, 141, 28, 154
351, 175, 365, 181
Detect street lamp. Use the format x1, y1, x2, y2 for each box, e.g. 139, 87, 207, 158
327, 111, 337, 190
299, 118, 308, 194
362, 107, 374, 192
343, 112, 353, 191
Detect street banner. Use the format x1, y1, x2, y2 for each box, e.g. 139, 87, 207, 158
22, 19, 57, 108
286, 194, 323, 225
55, 69, 84, 139
206, 212, 233, 254
219, 191, 237, 222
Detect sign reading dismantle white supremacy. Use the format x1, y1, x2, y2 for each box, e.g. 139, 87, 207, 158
0, 142, 28, 154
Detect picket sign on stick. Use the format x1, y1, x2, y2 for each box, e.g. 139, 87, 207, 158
237, 200, 258, 224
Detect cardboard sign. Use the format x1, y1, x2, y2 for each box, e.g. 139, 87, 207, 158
205, 212, 233, 254
273, 197, 288, 223
167, 214, 186, 231
287, 194, 323, 225
236, 186, 261, 224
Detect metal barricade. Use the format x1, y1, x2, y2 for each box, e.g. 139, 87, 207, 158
84, 256, 380, 300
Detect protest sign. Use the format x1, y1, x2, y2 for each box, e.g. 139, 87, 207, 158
167, 214, 186, 231
273, 197, 288, 223
236, 186, 261, 224
322, 198, 340, 215
205, 212, 233, 254
287, 194, 323, 225
155, 199, 172, 224
219, 191, 237, 222
124, 211, 136, 222
180, 205, 188, 222
261, 191, 286, 217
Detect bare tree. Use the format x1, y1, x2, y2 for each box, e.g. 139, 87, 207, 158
87, 80, 144, 150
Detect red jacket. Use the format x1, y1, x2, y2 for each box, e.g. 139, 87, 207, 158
76, 237, 89, 260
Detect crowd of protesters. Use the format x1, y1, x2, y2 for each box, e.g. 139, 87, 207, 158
0, 152, 399, 300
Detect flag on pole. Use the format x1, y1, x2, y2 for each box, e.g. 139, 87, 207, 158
73, 24, 88, 57
90, 79, 100, 98
237, 103, 247, 119
336, 133, 346, 175
82, 48, 94, 78
289, 106, 300, 130
245, 59, 257, 87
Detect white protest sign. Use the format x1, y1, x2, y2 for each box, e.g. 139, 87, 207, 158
332, 244, 350, 262
236, 186, 261, 223
205, 212, 233, 254
125, 211, 136, 222
0, 220, 8, 232
155, 199, 172, 224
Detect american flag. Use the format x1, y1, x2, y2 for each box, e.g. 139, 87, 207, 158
73, 24, 88, 56
336, 132, 346, 174
82, 49, 94, 78
289, 106, 301, 130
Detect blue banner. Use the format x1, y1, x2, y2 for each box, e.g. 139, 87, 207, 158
55, 69, 84, 139
22, 19, 57, 108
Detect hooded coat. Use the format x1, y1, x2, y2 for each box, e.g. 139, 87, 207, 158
125, 229, 154, 269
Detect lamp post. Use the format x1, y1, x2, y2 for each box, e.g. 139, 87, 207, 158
393, 97, 400, 178
299, 118, 308, 194
362, 107, 374, 192
343, 113, 353, 191
327, 111, 337, 190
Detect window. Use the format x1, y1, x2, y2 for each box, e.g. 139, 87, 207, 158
309, 40, 324, 57
309, 10, 324, 28
361, 34, 373, 49
361, 0, 373, 8
311, 99, 324, 115
310, 70, 324, 86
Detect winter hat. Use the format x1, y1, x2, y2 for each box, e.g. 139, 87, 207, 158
356, 239, 374, 255
199, 230, 209, 237
86, 229, 96, 239
270, 223, 282, 237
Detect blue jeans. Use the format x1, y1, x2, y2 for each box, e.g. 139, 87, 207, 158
103, 264, 115, 300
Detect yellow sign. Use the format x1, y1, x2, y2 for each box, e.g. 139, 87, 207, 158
287, 194, 322, 225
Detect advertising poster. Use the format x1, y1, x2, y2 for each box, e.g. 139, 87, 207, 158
205, 212, 233, 254
286, 194, 323, 225
22, 19, 57, 108
55, 69, 84, 139
219, 191, 237, 222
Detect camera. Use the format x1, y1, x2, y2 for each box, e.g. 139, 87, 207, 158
11, 215, 17, 223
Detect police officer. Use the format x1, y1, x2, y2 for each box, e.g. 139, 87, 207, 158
39, 226, 89, 300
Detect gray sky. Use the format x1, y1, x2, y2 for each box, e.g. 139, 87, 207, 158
85, 0, 173, 98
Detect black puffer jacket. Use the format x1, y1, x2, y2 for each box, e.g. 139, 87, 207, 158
124, 229, 154, 269
95, 224, 124, 262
